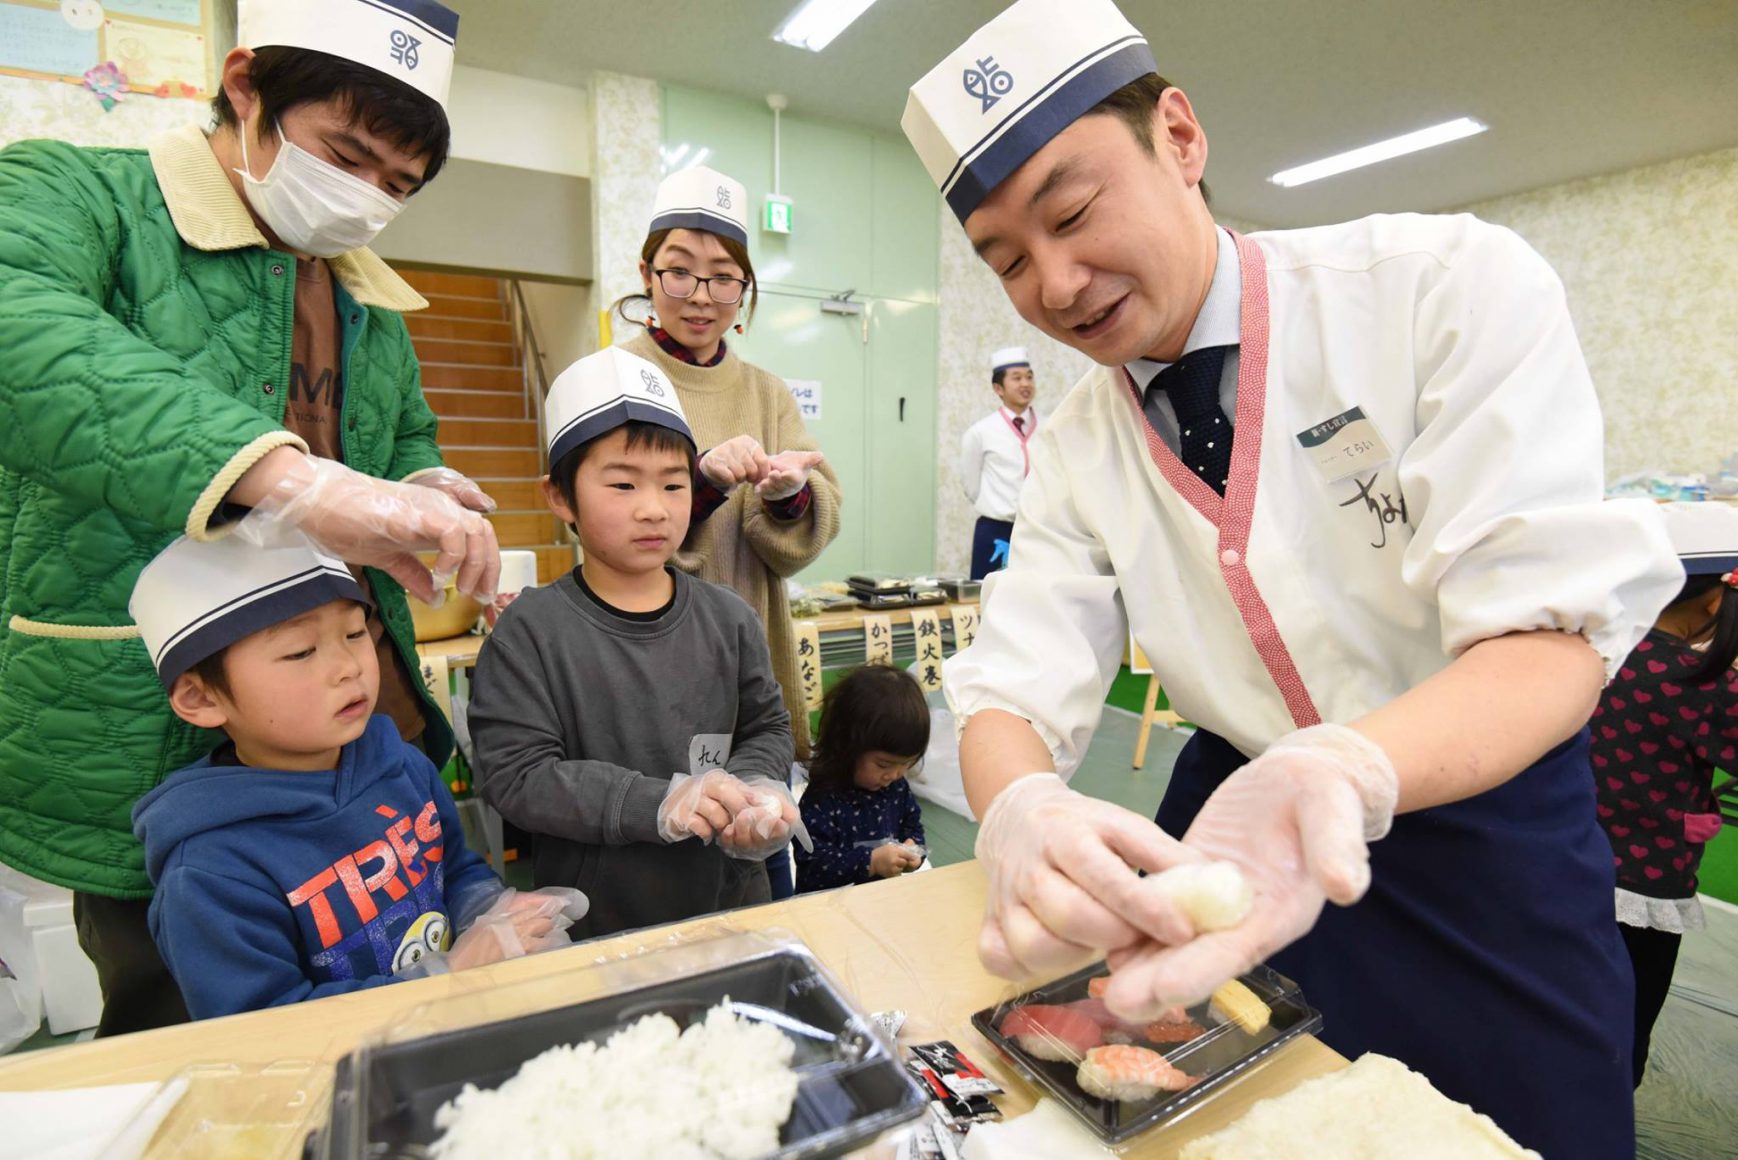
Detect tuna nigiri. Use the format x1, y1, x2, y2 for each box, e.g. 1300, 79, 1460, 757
999, 1003, 1104, 1062
1083, 977, 1196, 1036
1076, 1045, 1198, 1103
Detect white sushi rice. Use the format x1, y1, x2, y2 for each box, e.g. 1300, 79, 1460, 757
429, 999, 800, 1160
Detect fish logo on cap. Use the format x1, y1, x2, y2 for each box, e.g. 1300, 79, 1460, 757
389, 29, 420, 70
963, 55, 1014, 113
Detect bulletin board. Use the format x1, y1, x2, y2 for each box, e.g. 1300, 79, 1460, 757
0, 0, 214, 100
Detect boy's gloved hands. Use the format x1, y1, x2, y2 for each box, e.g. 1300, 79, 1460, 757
400, 887, 588, 977
658, 770, 754, 844
718, 778, 812, 860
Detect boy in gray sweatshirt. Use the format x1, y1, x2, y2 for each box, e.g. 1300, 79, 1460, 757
469, 347, 805, 940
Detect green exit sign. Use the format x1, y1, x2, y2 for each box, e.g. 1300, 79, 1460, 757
763, 194, 794, 235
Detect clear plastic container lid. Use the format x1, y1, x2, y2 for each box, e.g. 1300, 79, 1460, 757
970, 961, 1323, 1146
310, 930, 926, 1159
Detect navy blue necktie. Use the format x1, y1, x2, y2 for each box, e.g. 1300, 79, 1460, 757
1145, 345, 1233, 495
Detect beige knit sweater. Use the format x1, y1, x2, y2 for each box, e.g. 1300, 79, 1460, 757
625, 331, 843, 757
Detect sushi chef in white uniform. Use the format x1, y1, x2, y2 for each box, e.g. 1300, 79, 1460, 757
904, 1, 1680, 1154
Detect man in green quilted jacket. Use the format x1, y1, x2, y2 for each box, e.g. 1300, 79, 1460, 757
0, 0, 501, 1035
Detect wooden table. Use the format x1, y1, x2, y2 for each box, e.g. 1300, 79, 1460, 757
415, 599, 984, 673
0, 863, 1344, 1157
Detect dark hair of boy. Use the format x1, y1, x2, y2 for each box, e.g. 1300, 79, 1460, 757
549, 420, 699, 534
1674, 574, 1738, 683
1087, 72, 1210, 205
610, 227, 761, 326
212, 46, 452, 189
188, 648, 231, 698
805, 665, 931, 797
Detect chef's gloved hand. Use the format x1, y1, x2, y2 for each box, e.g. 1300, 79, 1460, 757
1098, 723, 1398, 1022
698, 435, 772, 489
657, 769, 754, 844
974, 772, 1200, 980
718, 778, 812, 860
406, 466, 499, 514
233, 453, 500, 605
756, 450, 825, 501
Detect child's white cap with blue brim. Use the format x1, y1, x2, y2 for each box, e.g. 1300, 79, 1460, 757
131, 532, 367, 689
544, 346, 696, 469
648, 165, 750, 247
1661, 501, 1738, 577
901, 0, 1156, 224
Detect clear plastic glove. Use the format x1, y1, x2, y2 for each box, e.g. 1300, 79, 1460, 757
698, 435, 771, 489
657, 769, 754, 844
233, 453, 500, 604
399, 887, 588, 977
867, 840, 923, 878
974, 773, 1200, 980
757, 450, 826, 501
407, 466, 499, 514
1098, 723, 1398, 1021
719, 778, 812, 860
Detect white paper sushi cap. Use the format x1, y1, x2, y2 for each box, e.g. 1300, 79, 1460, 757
992, 346, 1030, 374
648, 166, 750, 248
130, 532, 367, 689
902, 0, 1156, 223
1660, 501, 1738, 576
545, 347, 696, 469
238, 0, 459, 109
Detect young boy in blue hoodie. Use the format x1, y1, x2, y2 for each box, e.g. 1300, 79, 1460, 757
130, 533, 585, 1020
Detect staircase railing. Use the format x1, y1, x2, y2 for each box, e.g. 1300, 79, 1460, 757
505, 280, 574, 552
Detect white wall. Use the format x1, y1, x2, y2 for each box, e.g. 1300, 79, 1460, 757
446, 65, 589, 178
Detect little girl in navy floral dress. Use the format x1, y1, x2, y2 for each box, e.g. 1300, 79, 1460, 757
795, 666, 929, 892
1591, 502, 1738, 1086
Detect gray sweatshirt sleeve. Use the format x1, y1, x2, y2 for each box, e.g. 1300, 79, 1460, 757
469, 607, 669, 846
723, 603, 796, 785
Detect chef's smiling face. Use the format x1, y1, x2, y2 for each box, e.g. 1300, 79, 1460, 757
964, 87, 1219, 368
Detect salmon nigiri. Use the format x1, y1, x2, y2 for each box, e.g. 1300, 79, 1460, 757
1076, 1044, 1198, 1102
1000, 1003, 1104, 1061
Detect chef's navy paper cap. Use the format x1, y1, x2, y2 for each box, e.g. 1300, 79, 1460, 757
902, 0, 1155, 223
238, 0, 459, 109
131, 532, 368, 689
1660, 501, 1738, 577
648, 165, 751, 248
545, 346, 697, 469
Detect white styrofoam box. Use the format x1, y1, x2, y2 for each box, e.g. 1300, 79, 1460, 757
0, 865, 103, 1035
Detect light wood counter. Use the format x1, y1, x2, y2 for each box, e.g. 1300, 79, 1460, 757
0, 863, 1343, 1157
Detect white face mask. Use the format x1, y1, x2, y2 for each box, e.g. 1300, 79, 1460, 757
236, 119, 406, 258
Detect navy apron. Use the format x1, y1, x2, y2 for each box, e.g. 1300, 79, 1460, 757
1157, 726, 1634, 1158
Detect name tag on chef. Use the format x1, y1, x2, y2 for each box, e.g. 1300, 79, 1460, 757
1295, 406, 1393, 482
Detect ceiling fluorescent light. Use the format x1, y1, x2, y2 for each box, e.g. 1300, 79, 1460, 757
773, 0, 881, 52
1269, 117, 1487, 188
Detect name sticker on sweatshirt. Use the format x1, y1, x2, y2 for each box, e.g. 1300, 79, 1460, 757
689, 734, 733, 776
1295, 406, 1392, 482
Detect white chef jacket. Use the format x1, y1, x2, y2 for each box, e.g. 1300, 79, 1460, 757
944, 213, 1681, 774
960, 405, 1039, 522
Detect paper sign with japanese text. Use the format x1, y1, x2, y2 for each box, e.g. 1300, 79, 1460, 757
949, 605, 980, 652
864, 614, 894, 667
909, 608, 944, 691
795, 620, 823, 709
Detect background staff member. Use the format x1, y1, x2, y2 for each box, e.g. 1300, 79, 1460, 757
0, 0, 497, 1036
903, 0, 1681, 1154
959, 346, 1039, 579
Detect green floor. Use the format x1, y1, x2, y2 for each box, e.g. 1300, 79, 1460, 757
1695, 823, 1738, 907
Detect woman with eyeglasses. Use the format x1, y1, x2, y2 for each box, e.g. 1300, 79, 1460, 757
614, 166, 841, 898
